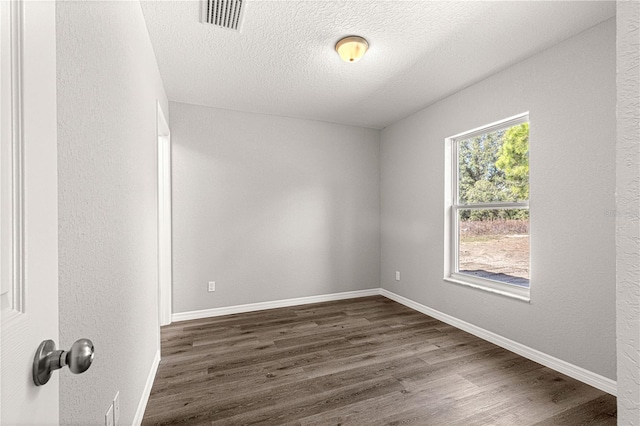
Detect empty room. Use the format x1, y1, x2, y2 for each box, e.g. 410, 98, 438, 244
1, 0, 638, 425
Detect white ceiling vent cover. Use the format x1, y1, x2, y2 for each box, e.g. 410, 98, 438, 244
203, 0, 245, 32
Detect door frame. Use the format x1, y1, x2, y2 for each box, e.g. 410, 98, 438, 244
157, 102, 172, 326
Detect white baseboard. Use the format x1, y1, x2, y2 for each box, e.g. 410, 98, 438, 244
172, 288, 380, 322
379, 288, 617, 396
132, 349, 161, 426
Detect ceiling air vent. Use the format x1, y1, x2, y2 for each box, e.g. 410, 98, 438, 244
203, 0, 245, 32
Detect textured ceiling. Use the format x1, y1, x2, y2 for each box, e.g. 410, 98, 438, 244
140, 1, 615, 129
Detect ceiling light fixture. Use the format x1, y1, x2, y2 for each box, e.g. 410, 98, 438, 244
335, 36, 368, 63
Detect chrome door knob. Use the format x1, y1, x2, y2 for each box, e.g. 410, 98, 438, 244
67, 338, 94, 374
33, 338, 95, 386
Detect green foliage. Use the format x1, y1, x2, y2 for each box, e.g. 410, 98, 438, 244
496, 123, 529, 200
457, 122, 529, 222
459, 208, 529, 222
458, 130, 507, 204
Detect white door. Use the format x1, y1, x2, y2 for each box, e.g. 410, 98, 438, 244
1, 1, 60, 423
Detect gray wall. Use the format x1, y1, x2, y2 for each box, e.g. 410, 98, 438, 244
616, 1, 640, 422
57, 1, 168, 424
380, 19, 616, 380
170, 102, 380, 313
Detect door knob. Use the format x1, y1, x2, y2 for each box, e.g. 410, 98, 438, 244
33, 338, 94, 386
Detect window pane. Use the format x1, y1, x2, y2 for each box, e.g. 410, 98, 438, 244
458, 209, 529, 287
457, 123, 529, 204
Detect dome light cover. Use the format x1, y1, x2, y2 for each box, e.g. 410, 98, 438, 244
335, 36, 369, 63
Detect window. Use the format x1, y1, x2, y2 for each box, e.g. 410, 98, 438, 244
445, 114, 530, 301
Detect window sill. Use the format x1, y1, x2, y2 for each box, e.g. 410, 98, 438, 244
444, 274, 530, 302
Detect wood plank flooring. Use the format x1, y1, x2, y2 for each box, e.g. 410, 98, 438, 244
142, 296, 616, 425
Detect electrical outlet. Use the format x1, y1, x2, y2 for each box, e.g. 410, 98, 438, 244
208, 281, 215, 292
113, 391, 120, 425
105, 404, 114, 426
395, 271, 400, 281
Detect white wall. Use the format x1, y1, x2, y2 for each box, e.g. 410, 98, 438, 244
380, 19, 616, 380
170, 102, 380, 313
56, 1, 168, 424
616, 1, 640, 422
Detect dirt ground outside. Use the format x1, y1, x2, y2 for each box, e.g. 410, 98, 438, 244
458, 219, 529, 285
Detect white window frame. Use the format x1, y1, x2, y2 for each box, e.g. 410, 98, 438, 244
444, 113, 530, 302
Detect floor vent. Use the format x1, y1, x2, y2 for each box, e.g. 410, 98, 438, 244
203, 0, 245, 32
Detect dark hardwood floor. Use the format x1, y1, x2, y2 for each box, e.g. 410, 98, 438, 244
142, 296, 616, 425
